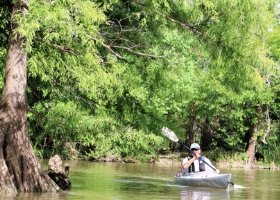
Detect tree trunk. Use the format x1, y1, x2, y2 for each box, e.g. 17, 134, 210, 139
200, 117, 213, 151
185, 103, 196, 146
245, 106, 261, 168
245, 123, 257, 168
0, 0, 60, 193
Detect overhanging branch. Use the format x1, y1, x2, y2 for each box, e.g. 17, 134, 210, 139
111, 45, 166, 58
101, 43, 127, 60
157, 12, 203, 36
46, 42, 75, 53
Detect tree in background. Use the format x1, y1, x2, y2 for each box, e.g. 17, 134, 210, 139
158, 0, 277, 167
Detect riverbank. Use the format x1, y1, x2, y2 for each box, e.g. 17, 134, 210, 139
44, 147, 280, 171
154, 153, 280, 170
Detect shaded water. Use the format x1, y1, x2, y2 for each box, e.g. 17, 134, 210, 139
1, 161, 280, 199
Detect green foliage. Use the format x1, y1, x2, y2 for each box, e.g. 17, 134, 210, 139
0, 0, 278, 163
206, 149, 248, 163
29, 100, 117, 159
0, 6, 9, 89
88, 127, 164, 162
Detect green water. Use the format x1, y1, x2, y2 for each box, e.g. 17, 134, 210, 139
1, 161, 280, 199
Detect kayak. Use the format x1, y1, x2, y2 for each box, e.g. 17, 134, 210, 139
174, 171, 232, 189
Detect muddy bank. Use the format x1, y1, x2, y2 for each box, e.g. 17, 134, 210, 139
155, 154, 280, 170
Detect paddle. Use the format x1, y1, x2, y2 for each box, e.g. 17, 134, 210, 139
161, 127, 218, 172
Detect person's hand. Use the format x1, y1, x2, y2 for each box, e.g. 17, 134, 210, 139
192, 151, 201, 159
216, 169, 220, 174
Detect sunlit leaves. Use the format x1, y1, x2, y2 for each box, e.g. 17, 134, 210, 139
1, 0, 278, 161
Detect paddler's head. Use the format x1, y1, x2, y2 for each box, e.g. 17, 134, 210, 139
190, 143, 201, 153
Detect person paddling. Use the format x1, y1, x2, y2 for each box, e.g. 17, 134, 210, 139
181, 143, 220, 174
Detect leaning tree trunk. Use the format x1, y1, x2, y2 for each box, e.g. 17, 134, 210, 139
0, 0, 60, 193
245, 123, 258, 168
245, 106, 261, 168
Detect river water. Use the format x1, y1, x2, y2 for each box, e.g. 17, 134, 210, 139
1, 161, 280, 199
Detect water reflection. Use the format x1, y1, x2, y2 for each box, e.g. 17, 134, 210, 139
115, 175, 230, 200
69, 162, 280, 200
180, 187, 230, 200
0, 192, 67, 200
1, 162, 279, 200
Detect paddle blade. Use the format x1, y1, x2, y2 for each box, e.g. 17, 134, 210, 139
161, 127, 179, 142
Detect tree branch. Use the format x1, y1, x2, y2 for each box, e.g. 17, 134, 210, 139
46, 42, 75, 53
101, 43, 127, 60
156, 12, 203, 36
111, 45, 166, 58
261, 105, 271, 144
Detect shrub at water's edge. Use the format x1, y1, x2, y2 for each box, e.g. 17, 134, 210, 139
32, 125, 165, 163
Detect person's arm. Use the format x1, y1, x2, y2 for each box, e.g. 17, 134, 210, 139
202, 157, 220, 173
182, 151, 200, 169
182, 156, 195, 169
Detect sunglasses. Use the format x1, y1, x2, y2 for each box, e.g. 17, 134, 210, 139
191, 148, 200, 151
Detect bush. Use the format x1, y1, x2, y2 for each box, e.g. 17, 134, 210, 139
87, 127, 164, 162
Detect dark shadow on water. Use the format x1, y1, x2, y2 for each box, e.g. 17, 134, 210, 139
0, 192, 67, 200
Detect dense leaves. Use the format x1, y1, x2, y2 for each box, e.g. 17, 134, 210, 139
0, 0, 279, 163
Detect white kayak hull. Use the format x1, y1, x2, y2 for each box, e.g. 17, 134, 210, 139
175, 172, 232, 189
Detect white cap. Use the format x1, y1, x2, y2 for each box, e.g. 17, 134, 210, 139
190, 143, 200, 150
